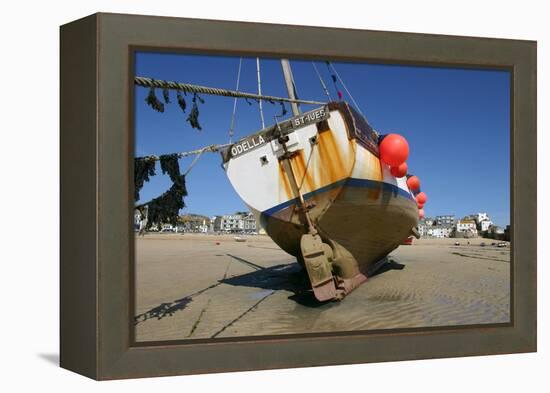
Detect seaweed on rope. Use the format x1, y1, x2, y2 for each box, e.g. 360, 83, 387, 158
134, 154, 188, 228
186, 93, 203, 130
140, 179, 187, 229
134, 157, 156, 201
145, 82, 165, 113
135, 76, 327, 132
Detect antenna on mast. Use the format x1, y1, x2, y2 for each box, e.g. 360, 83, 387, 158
280, 59, 300, 116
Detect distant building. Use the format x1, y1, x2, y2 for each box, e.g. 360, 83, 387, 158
483, 224, 506, 240
420, 217, 435, 227
212, 212, 260, 233
456, 219, 478, 236
179, 214, 211, 233
134, 209, 143, 231
473, 212, 490, 223
427, 225, 453, 238
418, 223, 429, 238
220, 214, 244, 232
210, 216, 222, 232
160, 223, 176, 232
480, 219, 493, 232
435, 215, 455, 226
243, 212, 257, 232
466, 212, 493, 232
418, 217, 434, 237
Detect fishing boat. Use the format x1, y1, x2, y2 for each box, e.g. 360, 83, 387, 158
222, 59, 421, 301
134, 58, 425, 302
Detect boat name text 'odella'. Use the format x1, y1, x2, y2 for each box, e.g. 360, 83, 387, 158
230, 135, 267, 157
230, 107, 330, 159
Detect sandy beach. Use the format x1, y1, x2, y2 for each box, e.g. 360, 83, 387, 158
134, 234, 510, 342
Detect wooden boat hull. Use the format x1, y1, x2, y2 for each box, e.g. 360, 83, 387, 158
256, 177, 418, 274
223, 102, 419, 298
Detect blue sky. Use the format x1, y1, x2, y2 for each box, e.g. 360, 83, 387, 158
135, 52, 510, 227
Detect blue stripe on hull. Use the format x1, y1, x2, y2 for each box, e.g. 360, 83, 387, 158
262, 177, 414, 217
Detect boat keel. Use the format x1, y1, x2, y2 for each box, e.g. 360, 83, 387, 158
300, 234, 371, 302
300, 233, 338, 301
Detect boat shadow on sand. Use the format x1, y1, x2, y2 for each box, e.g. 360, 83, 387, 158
134, 255, 406, 324
221, 254, 406, 307
221, 260, 323, 307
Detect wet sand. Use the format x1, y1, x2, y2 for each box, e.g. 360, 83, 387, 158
135, 234, 510, 342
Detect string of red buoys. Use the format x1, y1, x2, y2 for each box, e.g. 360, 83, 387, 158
390, 162, 408, 178
379, 134, 428, 219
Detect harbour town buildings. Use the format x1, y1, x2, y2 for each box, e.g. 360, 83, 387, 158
134, 211, 261, 234
419, 212, 507, 240
435, 215, 456, 226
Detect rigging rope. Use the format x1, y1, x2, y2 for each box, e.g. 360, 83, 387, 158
311, 62, 332, 101
183, 147, 206, 176
289, 131, 319, 224
135, 76, 325, 106
327, 62, 368, 121
136, 143, 232, 163
228, 57, 242, 144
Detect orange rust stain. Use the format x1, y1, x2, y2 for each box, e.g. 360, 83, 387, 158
289, 149, 315, 193
278, 128, 356, 202
368, 150, 383, 182
278, 161, 293, 200
315, 129, 352, 187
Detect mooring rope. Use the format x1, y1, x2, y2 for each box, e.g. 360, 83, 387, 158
135, 76, 326, 106
136, 143, 232, 163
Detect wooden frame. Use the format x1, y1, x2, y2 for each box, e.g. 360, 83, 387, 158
60, 12, 536, 380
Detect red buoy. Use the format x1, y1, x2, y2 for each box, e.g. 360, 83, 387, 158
406, 175, 420, 191
379, 134, 409, 167
416, 192, 428, 205
390, 162, 408, 178
418, 209, 425, 219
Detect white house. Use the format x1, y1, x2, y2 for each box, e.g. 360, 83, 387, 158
221, 214, 245, 232
474, 212, 490, 223
456, 219, 478, 235
418, 223, 428, 238
427, 225, 452, 238
480, 219, 493, 232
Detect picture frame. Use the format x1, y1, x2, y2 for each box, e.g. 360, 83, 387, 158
60, 12, 536, 380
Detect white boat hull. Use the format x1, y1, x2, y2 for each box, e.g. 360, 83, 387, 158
223, 102, 418, 280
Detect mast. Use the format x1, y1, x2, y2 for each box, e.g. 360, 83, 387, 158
280, 59, 300, 116
256, 57, 266, 128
